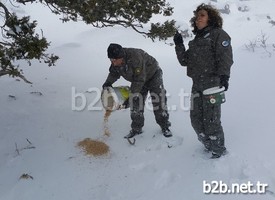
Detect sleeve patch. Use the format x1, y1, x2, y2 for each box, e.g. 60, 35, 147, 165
134, 67, 142, 75
222, 40, 230, 47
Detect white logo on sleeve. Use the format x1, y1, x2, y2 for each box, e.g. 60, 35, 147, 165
222, 40, 230, 47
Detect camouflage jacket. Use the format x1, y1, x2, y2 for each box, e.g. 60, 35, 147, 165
175, 26, 233, 79
104, 48, 160, 94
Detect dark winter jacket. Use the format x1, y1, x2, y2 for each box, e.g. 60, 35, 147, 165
175, 26, 233, 79
104, 48, 160, 94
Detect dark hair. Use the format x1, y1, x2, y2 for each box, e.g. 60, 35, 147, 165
190, 3, 223, 34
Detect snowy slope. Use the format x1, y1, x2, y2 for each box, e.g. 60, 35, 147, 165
1, 0, 275, 200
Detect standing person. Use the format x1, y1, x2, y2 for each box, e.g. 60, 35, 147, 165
102, 43, 172, 139
173, 3, 233, 158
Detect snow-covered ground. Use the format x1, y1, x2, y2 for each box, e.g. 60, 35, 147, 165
1, 0, 275, 199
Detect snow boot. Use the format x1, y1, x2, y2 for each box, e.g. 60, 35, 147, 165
211, 149, 228, 159
162, 128, 173, 138
124, 129, 142, 139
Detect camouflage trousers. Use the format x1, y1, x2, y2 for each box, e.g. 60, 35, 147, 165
190, 79, 226, 155
129, 69, 171, 132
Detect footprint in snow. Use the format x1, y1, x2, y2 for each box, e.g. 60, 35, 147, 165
145, 135, 184, 151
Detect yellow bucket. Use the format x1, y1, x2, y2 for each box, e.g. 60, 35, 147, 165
101, 86, 130, 111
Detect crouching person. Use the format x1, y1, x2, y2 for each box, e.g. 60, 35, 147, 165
102, 43, 172, 138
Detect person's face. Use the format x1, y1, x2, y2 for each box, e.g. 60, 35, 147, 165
195, 9, 209, 30
110, 58, 124, 67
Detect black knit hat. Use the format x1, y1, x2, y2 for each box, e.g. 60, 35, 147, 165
107, 43, 125, 59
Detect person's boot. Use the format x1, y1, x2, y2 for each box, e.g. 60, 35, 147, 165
124, 129, 142, 139
211, 149, 228, 159
162, 128, 173, 138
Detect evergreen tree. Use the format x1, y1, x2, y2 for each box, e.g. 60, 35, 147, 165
1, 0, 177, 82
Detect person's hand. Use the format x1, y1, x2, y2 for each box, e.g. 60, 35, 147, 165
173, 31, 183, 46
122, 98, 129, 108
220, 75, 229, 91
102, 82, 112, 89
118, 98, 129, 110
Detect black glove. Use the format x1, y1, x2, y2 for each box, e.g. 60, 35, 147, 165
102, 81, 112, 89
173, 31, 183, 46
122, 98, 129, 109
220, 75, 229, 91
117, 98, 129, 110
